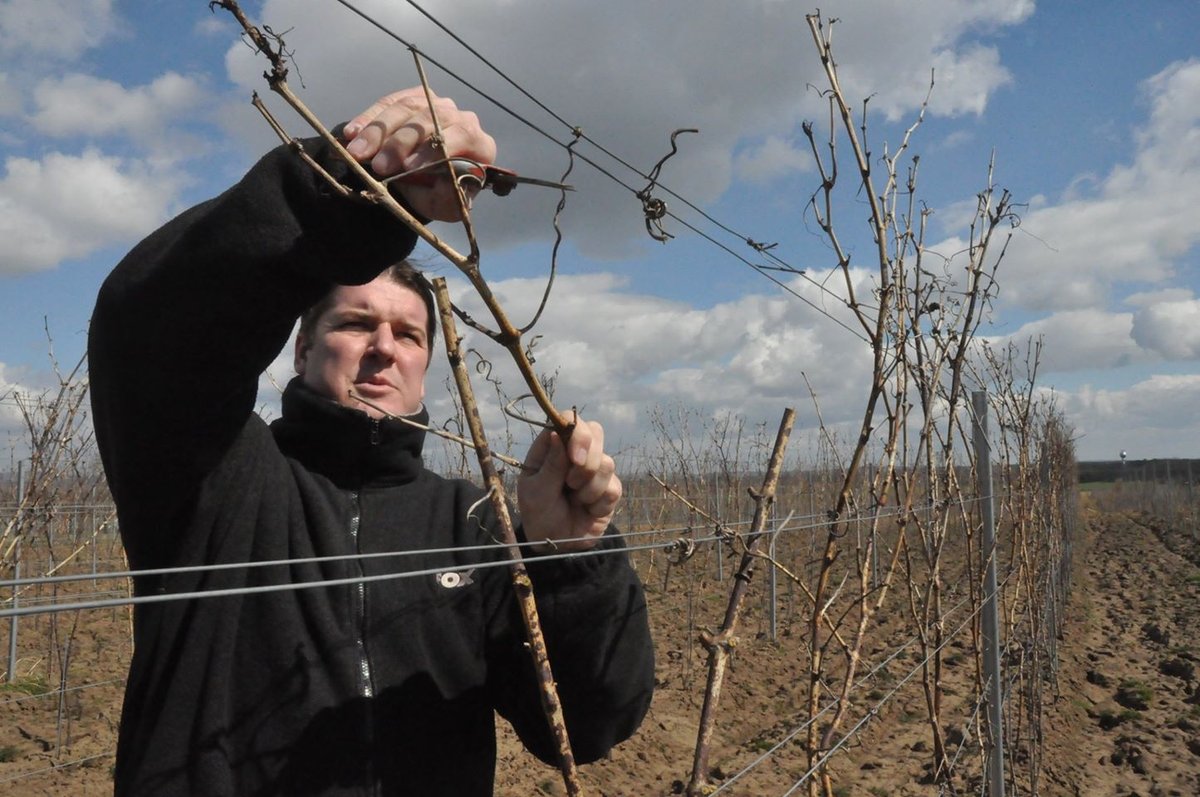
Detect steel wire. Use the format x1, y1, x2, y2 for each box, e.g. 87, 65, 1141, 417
1, 495, 988, 618
324, 0, 866, 338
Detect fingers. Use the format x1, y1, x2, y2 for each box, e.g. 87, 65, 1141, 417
518, 415, 623, 550
522, 419, 609, 494
343, 88, 439, 164
563, 417, 593, 472
570, 458, 622, 519
343, 88, 497, 176
521, 426, 555, 473
339, 87, 498, 222
562, 421, 615, 501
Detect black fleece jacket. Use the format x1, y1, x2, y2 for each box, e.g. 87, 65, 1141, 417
89, 136, 654, 796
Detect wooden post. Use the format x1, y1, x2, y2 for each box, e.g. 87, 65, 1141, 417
431, 278, 582, 796
687, 408, 795, 796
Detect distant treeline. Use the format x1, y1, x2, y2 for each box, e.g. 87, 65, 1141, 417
1078, 459, 1200, 484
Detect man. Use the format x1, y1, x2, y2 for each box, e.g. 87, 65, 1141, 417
90, 89, 654, 795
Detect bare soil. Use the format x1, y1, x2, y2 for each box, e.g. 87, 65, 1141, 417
1034, 507, 1200, 797
493, 503, 1200, 796
3, 504, 1198, 795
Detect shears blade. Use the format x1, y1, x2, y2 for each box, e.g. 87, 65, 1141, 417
383, 158, 573, 196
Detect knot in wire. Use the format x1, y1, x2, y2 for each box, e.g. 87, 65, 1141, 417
635, 127, 697, 243
636, 193, 671, 241
667, 536, 696, 565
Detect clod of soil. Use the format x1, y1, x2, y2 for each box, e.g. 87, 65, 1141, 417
1142, 622, 1171, 646
1094, 705, 1139, 731
1115, 680, 1153, 711
1160, 657, 1196, 681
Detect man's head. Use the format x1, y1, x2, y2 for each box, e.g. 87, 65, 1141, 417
294, 261, 437, 419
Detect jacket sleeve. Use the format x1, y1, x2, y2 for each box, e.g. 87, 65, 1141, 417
486, 528, 655, 765
89, 137, 418, 566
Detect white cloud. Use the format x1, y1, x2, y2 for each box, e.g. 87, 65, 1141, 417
5, 0, 1192, 470
429, 270, 876, 448
975, 59, 1200, 312
1138, 58, 1200, 159
1061, 374, 1200, 460
0, 361, 24, 418
30, 72, 209, 142
801, 2, 1029, 121
0, 0, 117, 59
0, 360, 37, 454
194, 14, 228, 38
734, 135, 811, 184
0, 149, 183, 274
1123, 287, 1194, 309
1131, 299, 1200, 360
255, 325, 301, 423
215, 0, 1032, 257
988, 310, 1144, 372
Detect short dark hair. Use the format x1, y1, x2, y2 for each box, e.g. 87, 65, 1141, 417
297, 261, 438, 355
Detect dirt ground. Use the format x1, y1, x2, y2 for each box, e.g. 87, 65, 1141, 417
1033, 506, 1200, 797
493, 501, 1200, 796
3, 503, 1198, 795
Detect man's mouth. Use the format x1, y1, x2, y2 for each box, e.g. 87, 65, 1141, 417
356, 375, 393, 390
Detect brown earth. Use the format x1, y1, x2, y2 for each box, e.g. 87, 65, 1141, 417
3, 504, 1198, 795
493, 502, 1200, 796
1035, 507, 1200, 797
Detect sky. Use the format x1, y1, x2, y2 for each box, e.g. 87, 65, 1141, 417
0, 0, 1198, 467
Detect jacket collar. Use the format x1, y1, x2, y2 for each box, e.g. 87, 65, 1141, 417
270, 378, 427, 488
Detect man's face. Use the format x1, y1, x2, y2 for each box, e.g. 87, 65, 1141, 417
294, 275, 430, 419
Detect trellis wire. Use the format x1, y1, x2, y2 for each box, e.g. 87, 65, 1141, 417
1, 495, 981, 619
0, 752, 115, 787
774, 562, 1024, 797
0, 678, 125, 709
711, 586, 985, 795
1, 483, 1061, 794
321, 0, 870, 340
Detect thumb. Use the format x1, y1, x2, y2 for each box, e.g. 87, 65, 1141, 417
522, 429, 569, 483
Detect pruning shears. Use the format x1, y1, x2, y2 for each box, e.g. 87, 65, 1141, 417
382, 158, 573, 196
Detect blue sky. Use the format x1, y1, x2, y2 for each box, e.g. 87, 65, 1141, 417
1, 0, 1198, 463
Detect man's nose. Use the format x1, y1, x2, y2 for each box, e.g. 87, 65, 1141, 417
367, 325, 397, 359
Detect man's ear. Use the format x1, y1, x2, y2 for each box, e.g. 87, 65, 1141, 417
294, 332, 310, 376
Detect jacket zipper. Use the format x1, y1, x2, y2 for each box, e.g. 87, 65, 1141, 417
357, 426, 382, 794
349, 491, 377, 795
349, 491, 374, 698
